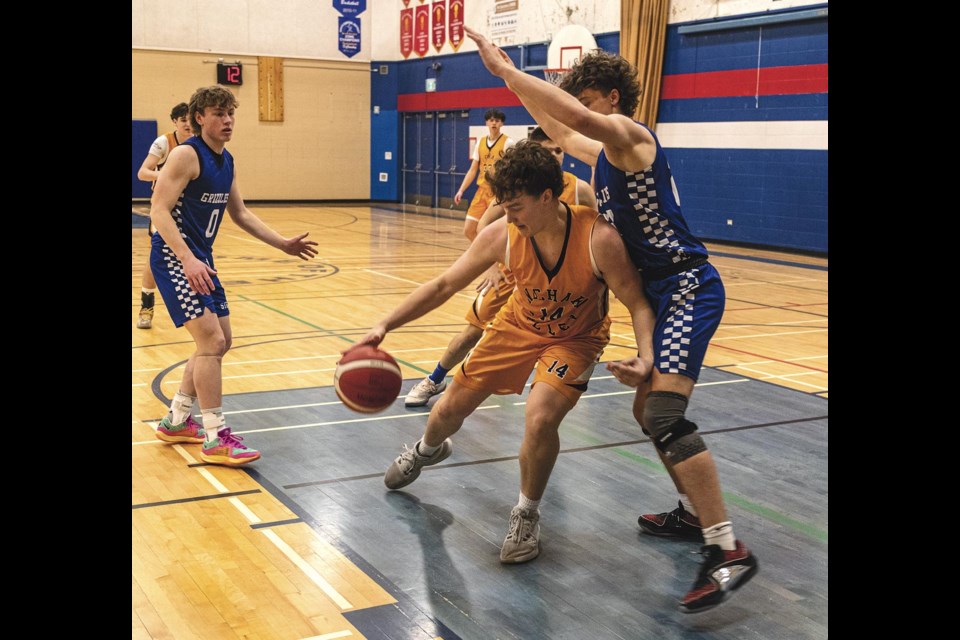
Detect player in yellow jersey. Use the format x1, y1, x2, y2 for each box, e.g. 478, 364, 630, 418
406, 127, 595, 407
454, 108, 516, 240
356, 142, 655, 563
135, 102, 192, 329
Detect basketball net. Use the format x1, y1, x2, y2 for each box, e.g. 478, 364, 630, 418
544, 69, 567, 87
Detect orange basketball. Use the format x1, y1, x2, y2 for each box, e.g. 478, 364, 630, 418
334, 344, 403, 413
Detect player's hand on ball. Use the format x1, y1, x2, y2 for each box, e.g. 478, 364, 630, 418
351, 327, 385, 352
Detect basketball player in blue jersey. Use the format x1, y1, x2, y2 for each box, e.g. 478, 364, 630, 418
135, 102, 192, 329
149, 86, 318, 466
466, 27, 757, 613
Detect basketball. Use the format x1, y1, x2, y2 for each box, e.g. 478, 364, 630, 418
334, 345, 403, 413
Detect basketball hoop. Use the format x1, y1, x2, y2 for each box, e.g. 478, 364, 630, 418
544, 69, 568, 87
545, 24, 598, 88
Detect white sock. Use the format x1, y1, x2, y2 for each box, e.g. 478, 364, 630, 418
517, 493, 540, 512
141, 287, 157, 294
416, 439, 440, 457
679, 493, 697, 516
168, 391, 196, 425
201, 407, 226, 443
702, 521, 736, 551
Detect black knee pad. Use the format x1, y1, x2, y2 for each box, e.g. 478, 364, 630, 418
642, 391, 707, 463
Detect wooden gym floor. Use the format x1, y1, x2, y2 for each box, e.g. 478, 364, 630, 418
132, 203, 827, 640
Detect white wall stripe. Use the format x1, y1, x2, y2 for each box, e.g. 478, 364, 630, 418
655, 121, 827, 150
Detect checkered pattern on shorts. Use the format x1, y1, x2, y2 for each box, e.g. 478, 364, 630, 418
159, 245, 206, 322
660, 270, 698, 374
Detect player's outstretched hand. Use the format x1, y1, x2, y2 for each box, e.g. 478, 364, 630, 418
283, 232, 319, 260
464, 26, 515, 77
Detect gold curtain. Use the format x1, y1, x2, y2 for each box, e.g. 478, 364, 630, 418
620, 0, 669, 126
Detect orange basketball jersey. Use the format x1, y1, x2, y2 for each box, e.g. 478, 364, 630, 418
498, 203, 609, 339
559, 171, 579, 204
466, 174, 587, 329
476, 134, 510, 186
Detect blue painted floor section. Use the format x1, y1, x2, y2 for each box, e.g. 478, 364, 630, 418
204, 364, 828, 639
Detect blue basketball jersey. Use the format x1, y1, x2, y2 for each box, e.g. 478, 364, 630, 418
594, 122, 707, 273
152, 137, 234, 264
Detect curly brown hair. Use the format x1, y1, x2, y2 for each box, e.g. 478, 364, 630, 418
559, 50, 641, 118
485, 141, 565, 203
188, 86, 239, 135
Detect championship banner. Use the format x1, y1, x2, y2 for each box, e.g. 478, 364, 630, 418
338, 16, 361, 58
448, 0, 464, 51
432, 0, 446, 53
332, 0, 365, 16
402, 0, 410, 6
414, 4, 430, 58
400, 7, 413, 59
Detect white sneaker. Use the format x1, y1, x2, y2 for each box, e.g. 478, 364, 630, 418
384, 438, 453, 489
500, 506, 541, 563
405, 376, 447, 407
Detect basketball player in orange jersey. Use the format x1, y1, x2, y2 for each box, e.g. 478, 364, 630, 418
406, 126, 596, 407
356, 142, 655, 563
454, 108, 516, 240
135, 102, 193, 329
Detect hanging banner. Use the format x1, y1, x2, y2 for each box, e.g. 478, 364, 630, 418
402, 0, 410, 5
414, 4, 430, 58
332, 0, 366, 16
448, 0, 464, 51
400, 7, 413, 59
432, 0, 446, 53
338, 16, 361, 57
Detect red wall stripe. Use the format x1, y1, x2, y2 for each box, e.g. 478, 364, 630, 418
397, 86, 523, 112
661, 64, 827, 99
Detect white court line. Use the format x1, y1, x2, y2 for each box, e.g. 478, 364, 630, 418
261, 529, 353, 610
723, 354, 827, 367
730, 364, 827, 390
132, 404, 499, 445
133, 354, 340, 373
197, 468, 230, 493
723, 277, 826, 287
134, 349, 446, 374
511, 378, 750, 405
712, 328, 827, 341
303, 632, 353, 640
225, 400, 344, 415
172, 443, 197, 464
132, 383, 148, 387
229, 497, 262, 524
724, 318, 827, 327
365, 269, 476, 300
163, 367, 338, 385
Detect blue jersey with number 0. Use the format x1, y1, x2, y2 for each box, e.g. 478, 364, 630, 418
152, 136, 234, 264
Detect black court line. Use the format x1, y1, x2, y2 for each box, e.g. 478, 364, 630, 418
710, 249, 828, 271
250, 517, 303, 529
132, 488, 261, 510
282, 414, 828, 489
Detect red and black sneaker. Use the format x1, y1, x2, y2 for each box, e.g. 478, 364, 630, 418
679, 540, 758, 613
638, 501, 704, 541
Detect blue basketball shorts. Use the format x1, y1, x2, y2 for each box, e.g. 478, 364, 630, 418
643, 262, 725, 381
150, 243, 229, 328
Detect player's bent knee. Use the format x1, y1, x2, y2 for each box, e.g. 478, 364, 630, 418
664, 431, 707, 463
642, 391, 706, 462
